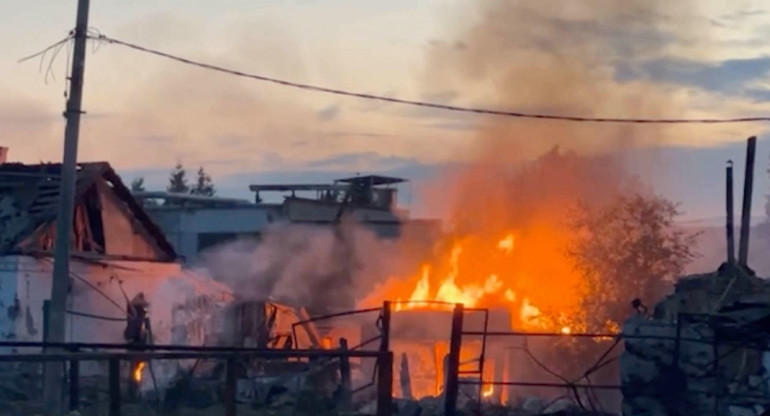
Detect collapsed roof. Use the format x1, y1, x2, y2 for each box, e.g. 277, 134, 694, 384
0, 162, 176, 261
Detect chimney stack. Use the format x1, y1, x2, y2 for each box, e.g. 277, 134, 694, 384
0, 147, 8, 164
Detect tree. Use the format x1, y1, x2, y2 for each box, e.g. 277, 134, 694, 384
167, 163, 190, 194
130, 177, 145, 193
129, 177, 159, 206
190, 167, 215, 196
569, 193, 700, 331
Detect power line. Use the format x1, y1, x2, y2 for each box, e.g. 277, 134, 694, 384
18, 35, 73, 63
89, 33, 770, 125
66, 309, 126, 322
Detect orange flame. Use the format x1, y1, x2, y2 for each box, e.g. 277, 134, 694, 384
497, 234, 515, 254
361, 229, 588, 332
133, 362, 146, 383
482, 384, 494, 398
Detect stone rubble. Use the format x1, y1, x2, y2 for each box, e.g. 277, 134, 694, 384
622, 265, 770, 416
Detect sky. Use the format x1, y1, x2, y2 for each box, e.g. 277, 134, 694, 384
3, 0, 770, 220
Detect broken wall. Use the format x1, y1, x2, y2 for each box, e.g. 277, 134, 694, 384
97, 180, 166, 258
0, 255, 231, 347
622, 267, 770, 416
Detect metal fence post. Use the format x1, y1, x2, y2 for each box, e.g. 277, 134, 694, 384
712, 318, 720, 416
109, 358, 121, 416
225, 356, 237, 416
379, 301, 391, 354
339, 338, 352, 410
376, 301, 392, 416
42, 300, 51, 349
445, 303, 464, 416
376, 351, 394, 416
69, 359, 79, 411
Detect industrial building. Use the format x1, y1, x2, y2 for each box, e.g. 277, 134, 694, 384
135, 175, 440, 264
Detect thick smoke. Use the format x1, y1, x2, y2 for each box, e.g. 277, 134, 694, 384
195, 222, 419, 314
420, 0, 714, 162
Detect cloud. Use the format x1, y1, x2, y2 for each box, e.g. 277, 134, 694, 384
322, 131, 390, 139
306, 151, 419, 170
0, 95, 62, 162
419, 90, 459, 103
316, 103, 341, 121
745, 88, 770, 102
427, 121, 477, 131
616, 56, 770, 95
137, 135, 174, 144
721, 9, 767, 22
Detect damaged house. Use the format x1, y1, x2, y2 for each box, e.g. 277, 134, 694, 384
0, 161, 232, 350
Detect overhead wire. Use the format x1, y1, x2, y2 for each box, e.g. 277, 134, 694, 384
87, 32, 770, 125
65, 309, 125, 322
40, 258, 125, 313
18, 34, 73, 64
511, 341, 587, 410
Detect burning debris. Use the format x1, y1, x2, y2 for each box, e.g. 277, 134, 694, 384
359, 149, 630, 333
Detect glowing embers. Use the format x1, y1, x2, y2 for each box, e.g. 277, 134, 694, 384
133, 361, 146, 383
482, 384, 494, 398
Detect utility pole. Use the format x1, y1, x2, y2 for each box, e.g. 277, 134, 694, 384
44, 0, 90, 412
738, 136, 757, 266
726, 161, 735, 264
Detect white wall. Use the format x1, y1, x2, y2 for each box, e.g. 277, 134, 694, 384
0, 255, 232, 347
0, 256, 20, 341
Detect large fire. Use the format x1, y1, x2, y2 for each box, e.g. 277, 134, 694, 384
361, 226, 589, 333
357, 150, 629, 401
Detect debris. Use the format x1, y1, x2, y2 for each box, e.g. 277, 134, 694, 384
521, 396, 546, 413
623, 265, 770, 416
399, 399, 422, 416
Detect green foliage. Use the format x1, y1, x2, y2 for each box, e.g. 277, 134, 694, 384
191, 166, 215, 196
167, 163, 190, 194
130, 177, 146, 192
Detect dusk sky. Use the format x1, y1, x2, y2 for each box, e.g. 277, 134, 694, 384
4, 0, 770, 220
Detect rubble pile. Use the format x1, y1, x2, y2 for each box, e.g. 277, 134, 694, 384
622, 265, 770, 416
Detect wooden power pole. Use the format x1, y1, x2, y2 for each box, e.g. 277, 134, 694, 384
44, 0, 90, 411
738, 136, 757, 266
726, 161, 735, 264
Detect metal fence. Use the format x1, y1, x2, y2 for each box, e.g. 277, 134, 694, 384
0, 301, 396, 416
0, 342, 393, 416
441, 304, 770, 416
5, 303, 770, 416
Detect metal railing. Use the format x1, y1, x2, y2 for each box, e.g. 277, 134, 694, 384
0, 326, 394, 416
439, 304, 770, 416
